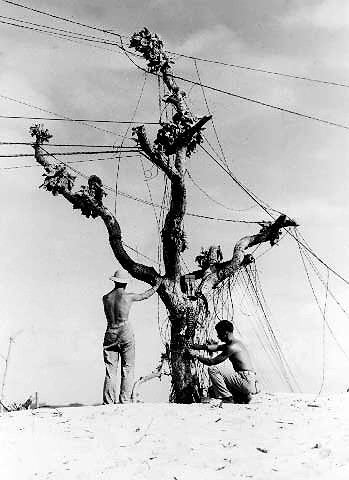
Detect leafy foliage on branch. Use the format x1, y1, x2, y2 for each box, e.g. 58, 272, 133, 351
257, 217, 298, 246
40, 164, 76, 196
195, 245, 223, 270
129, 27, 174, 73
154, 115, 204, 157
30, 124, 52, 144
72, 176, 106, 219
72, 187, 100, 219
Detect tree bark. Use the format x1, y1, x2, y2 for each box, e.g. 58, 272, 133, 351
195, 216, 298, 296
170, 321, 201, 403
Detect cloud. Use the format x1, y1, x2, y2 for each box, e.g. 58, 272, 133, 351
171, 24, 240, 56
282, 0, 349, 29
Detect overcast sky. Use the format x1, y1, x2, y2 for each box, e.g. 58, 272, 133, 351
1, 0, 349, 405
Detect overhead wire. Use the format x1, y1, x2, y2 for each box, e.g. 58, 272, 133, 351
0, 15, 119, 43
171, 51, 349, 90
317, 269, 329, 396
295, 233, 349, 364
251, 263, 301, 391
1, 0, 128, 41
294, 229, 349, 320
0, 14, 124, 45
0, 18, 127, 55
3, 4, 349, 133
139, 154, 161, 233
243, 265, 298, 391
122, 241, 160, 266
137, 74, 162, 236
0, 154, 140, 171
186, 170, 255, 213
234, 272, 286, 390
286, 228, 349, 287
0, 149, 137, 158
0, 142, 137, 147
0, 93, 133, 139
114, 46, 349, 133
190, 59, 257, 213
12, 139, 262, 225
4, 0, 349, 91
199, 142, 349, 287
199, 143, 277, 219
0, 115, 159, 124
193, 59, 230, 172
114, 71, 148, 211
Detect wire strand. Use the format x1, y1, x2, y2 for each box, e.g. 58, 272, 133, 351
0, 115, 158, 124
0, 93, 133, 139
172, 51, 349, 90
4, 1, 348, 90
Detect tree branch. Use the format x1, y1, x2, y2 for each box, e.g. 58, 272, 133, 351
176, 115, 212, 149
133, 125, 178, 179
31, 127, 159, 286
195, 215, 299, 294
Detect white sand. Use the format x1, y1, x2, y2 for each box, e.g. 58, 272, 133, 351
1, 393, 349, 480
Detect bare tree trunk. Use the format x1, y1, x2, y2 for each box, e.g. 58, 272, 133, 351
130, 28, 212, 402
170, 320, 201, 403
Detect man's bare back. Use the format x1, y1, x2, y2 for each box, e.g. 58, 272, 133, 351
103, 278, 162, 328
222, 339, 254, 372
103, 289, 133, 327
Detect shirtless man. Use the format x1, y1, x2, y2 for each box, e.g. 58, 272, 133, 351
185, 320, 259, 404
103, 270, 161, 404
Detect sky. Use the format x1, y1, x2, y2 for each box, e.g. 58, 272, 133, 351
1, 0, 349, 405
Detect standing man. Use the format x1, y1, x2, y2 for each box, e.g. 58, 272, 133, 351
185, 320, 260, 404
103, 270, 162, 404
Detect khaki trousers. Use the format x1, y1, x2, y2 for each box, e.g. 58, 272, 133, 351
208, 360, 259, 401
103, 323, 135, 404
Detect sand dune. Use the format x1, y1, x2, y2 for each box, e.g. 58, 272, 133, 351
1, 393, 349, 479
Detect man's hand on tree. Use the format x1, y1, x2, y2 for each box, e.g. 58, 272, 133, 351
183, 348, 195, 360
186, 343, 206, 351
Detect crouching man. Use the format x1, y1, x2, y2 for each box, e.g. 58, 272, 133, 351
185, 320, 260, 404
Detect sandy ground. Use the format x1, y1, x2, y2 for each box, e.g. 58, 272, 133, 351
1, 393, 349, 480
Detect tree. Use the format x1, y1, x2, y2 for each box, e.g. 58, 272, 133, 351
30, 28, 297, 403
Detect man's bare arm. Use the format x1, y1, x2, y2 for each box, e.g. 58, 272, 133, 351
185, 345, 235, 366
189, 343, 225, 352
130, 277, 162, 302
